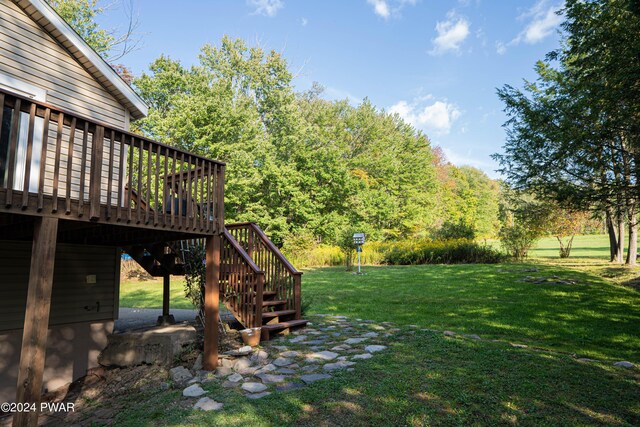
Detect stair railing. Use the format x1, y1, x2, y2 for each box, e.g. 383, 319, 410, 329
225, 223, 302, 319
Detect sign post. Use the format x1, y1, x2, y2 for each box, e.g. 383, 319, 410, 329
353, 233, 365, 275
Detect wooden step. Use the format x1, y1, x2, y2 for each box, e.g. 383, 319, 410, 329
261, 300, 287, 308
261, 309, 296, 324
262, 290, 277, 299
260, 319, 308, 341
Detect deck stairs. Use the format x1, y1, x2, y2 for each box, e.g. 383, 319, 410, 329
123, 222, 307, 341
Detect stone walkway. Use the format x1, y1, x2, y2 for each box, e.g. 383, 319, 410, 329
167, 314, 636, 412
170, 314, 396, 410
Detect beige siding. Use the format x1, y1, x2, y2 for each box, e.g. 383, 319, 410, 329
0, 1, 127, 127
0, 241, 120, 331
1, 1, 131, 204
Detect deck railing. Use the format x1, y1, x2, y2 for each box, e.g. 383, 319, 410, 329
220, 230, 265, 328
0, 89, 225, 234
226, 222, 302, 319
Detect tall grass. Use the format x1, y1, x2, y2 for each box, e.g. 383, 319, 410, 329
284, 239, 505, 268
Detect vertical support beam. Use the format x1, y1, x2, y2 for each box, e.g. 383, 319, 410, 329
89, 125, 104, 220
203, 234, 221, 371
294, 273, 302, 320
13, 217, 58, 427
162, 274, 171, 317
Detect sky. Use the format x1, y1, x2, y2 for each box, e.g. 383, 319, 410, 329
97, 0, 565, 178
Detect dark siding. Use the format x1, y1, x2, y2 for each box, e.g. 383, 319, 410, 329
0, 241, 119, 331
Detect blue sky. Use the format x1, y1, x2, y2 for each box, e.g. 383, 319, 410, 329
98, 0, 565, 178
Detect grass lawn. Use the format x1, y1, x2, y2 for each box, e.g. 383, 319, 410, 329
114, 234, 639, 425
120, 278, 194, 310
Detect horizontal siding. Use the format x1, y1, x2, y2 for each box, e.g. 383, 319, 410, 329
0, 2, 126, 128
0, 241, 119, 331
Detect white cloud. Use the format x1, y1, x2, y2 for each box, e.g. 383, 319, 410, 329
512, 0, 563, 45
495, 41, 507, 55
441, 147, 493, 171
429, 12, 470, 55
301, 17, 308, 26
366, 0, 418, 19
367, 0, 391, 19
248, 0, 283, 17
389, 97, 462, 135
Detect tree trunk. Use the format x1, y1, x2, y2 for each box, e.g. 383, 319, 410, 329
616, 215, 625, 263
626, 212, 637, 266
605, 209, 619, 262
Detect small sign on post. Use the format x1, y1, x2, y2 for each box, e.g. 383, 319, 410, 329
353, 233, 365, 275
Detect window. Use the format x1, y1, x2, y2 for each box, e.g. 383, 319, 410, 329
0, 75, 47, 192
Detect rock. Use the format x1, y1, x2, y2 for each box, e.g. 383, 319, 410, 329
246, 391, 271, 399
159, 382, 170, 390
365, 345, 387, 353
304, 340, 327, 345
510, 343, 528, 348
280, 351, 300, 358
466, 334, 481, 340
242, 382, 268, 393
323, 361, 356, 371
256, 373, 287, 384
215, 367, 233, 377
614, 361, 635, 368
233, 358, 252, 372
352, 353, 373, 360
182, 384, 206, 397
188, 377, 200, 384
273, 357, 294, 367
277, 368, 297, 374
337, 356, 348, 361
344, 338, 368, 344
289, 336, 307, 343
361, 332, 379, 338
250, 350, 269, 365
272, 345, 289, 351
301, 365, 319, 372
227, 373, 243, 383
577, 358, 597, 363
301, 374, 332, 384
307, 351, 339, 361
443, 331, 456, 337
192, 354, 203, 371
170, 366, 193, 385
331, 345, 351, 351
276, 383, 306, 392
226, 346, 253, 357
370, 325, 386, 330
255, 364, 277, 374
236, 366, 258, 376
194, 397, 223, 411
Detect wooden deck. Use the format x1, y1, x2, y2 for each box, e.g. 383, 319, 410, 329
0, 89, 225, 240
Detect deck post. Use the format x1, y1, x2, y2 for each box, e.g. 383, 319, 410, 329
203, 234, 221, 370
13, 217, 58, 427
157, 274, 175, 325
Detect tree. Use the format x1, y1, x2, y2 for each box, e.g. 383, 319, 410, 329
48, 0, 140, 61
494, 0, 640, 265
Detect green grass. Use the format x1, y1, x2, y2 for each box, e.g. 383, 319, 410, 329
120, 278, 195, 309
112, 234, 639, 425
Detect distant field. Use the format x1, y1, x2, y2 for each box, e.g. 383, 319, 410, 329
528, 234, 613, 259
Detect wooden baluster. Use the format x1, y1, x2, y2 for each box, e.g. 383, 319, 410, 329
64, 118, 76, 215
171, 150, 176, 228
21, 103, 37, 208
50, 112, 63, 213
185, 156, 193, 228
256, 272, 264, 328
6, 98, 21, 207
117, 133, 125, 221
126, 138, 134, 222
89, 125, 104, 220
200, 160, 205, 231
154, 144, 160, 225
294, 273, 301, 319
191, 157, 197, 230
146, 141, 151, 224
217, 165, 225, 233
136, 138, 143, 223
37, 108, 50, 211
206, 162, 212, 231
179, 152, 184, 229
78, 121, 89, 216
163, 147, 168, 227
106, 130, 115, 219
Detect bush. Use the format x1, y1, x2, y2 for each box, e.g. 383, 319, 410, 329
382, 239, 505, 265
432, 220, 476, 240
499, 224, 539, 261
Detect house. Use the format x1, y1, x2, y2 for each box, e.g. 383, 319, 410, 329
0, 1, 306, 424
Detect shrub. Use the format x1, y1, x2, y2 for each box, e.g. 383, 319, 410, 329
383, 239, 504, 265
182, 242, 206, 327
432, 220, 476, 240
499, 224, 539, 261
